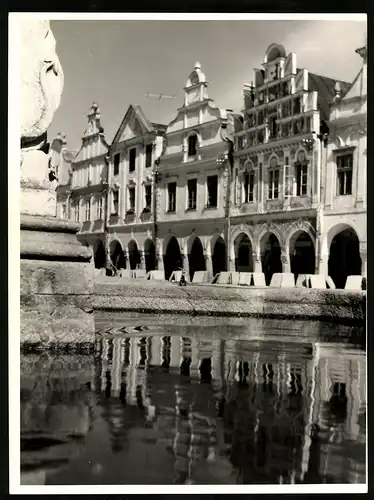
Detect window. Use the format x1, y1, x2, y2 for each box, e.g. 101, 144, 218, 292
128, 186, 136, 211
73, 201, 80, 222
269, 116, 277, 138
188, 134, 197, 157
96, 197, 103, 219
112, 190, 119, 215
293, 97, 301, 115
187, 178, 197, 209
207, 175, 218, 208
168, 182, 176, 212
145, 184, 152, 209
113, 154, 120, 176
268, 169, 280, 199
296, 163, 308, 196
129, 148, 136, 172
336, 153, 353, 195
145, 144, 153, 168
244, 171, 255, 203
85, 198, 91, 221
61, 203, 67, 219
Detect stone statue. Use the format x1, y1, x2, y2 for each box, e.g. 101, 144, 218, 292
20, 19, 64, 213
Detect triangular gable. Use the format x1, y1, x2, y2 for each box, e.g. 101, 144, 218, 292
111, 105, 155, 145
342, 67, 366, 101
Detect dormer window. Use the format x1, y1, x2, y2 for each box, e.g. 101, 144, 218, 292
188, 134, 198, 157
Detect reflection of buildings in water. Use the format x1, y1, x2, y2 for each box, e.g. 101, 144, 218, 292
303, 343, 366, 484
94, 335, 366, 484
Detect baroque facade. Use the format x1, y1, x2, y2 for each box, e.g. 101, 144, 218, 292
155, 62, 242, 280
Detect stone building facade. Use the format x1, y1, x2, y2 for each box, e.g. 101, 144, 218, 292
105, 105, 166, 273
56, 42, 366, 288
319, 44, 367, 289
155, 62, 241, 280
231, 43, 351, 285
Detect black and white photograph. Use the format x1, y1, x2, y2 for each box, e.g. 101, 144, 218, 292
10, 13, 367, 493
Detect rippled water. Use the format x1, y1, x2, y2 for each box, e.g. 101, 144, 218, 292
20, 314, 366, 485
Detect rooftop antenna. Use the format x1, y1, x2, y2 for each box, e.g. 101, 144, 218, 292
145, 92, 176, 100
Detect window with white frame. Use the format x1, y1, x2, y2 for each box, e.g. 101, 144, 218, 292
207, 175, 218, 208
129, 148, 136, 172
113, 154, 120, 176
295, 163, 308, 196
85, 198, 91, 221
168, 182, 177, 212
128, 186, 136, 212
188, 134, 198, 157
187, 178, 197, 209
145, 144, 153, 168
144, 184, 152, 209
112, 190, 119, 215
336, 153, 353, 195
268, 158, 280, 200
243, 170, 255, 203
73, 201, 80, 222
96, 196, 103, 219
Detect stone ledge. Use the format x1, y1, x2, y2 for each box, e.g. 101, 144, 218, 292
21, 214, 81, 233
93, 280, 366, 325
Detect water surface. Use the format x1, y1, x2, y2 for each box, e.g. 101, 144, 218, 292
21, 314, 366, 485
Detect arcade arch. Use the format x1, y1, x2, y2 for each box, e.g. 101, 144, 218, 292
289, 230, 316, 279
94, 240, 106, 269
234, 233, 254, 273
144, 239, 156, 273
188, 236, 206, 281
164, 236, 182, 281
212, 236, 227, 276
260, 232, 282, 285
327, 225, 361, 289
109, 240, 126, 273
128, 239, 141, 270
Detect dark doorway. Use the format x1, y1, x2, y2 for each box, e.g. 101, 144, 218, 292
212, 237, 227, 276
164, 236, 182, 281
235, 234, 253, 272
188, 237, 206, 281
328, 228, 361, 289
128, 240, 141, 270
290, 231, 315, 280
261, 233, 282, 285
144, 239, 156, 273
94, 240, 106, 269
110, 240, 126, 272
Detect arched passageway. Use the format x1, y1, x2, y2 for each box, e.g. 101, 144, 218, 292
110, 240, 126, 274
128, 240, 141, 270
144, 239, 156, 273
328, 228, 361, 289
261, 233, 282, 285
212, 237, 227, 276
188, 237, 206, 281
94, 240, 106, 269
234, 233, 253, 272
289, 231, 315, 280
164, 236, 182, 281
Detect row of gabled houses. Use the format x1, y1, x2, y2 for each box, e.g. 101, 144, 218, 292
53, 42, 367, 288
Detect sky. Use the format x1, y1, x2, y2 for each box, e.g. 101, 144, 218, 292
48, 17, 367, 152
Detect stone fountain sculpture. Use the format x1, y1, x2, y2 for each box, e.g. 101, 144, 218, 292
20, 19, 94, 349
